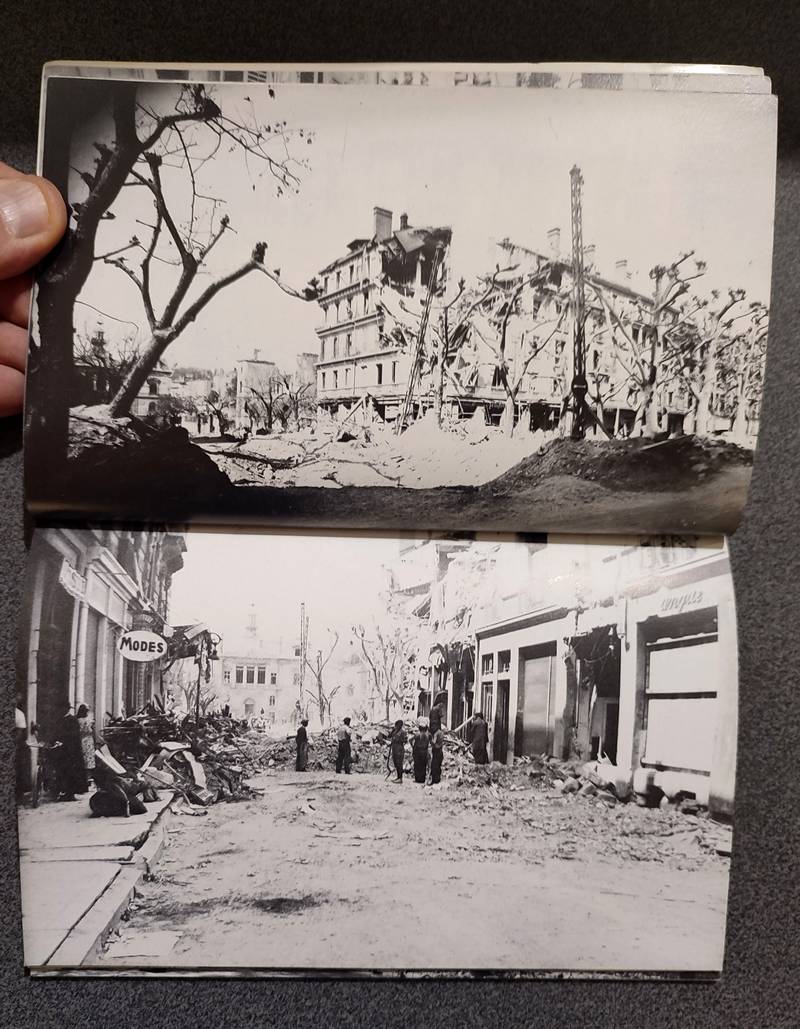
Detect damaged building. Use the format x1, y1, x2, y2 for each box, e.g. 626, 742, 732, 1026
314, 207, 452, 422
471, 537, 737, 819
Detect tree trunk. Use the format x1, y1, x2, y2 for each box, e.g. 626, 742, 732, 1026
500, 394, 515, 436
108, 331, 175, 417
25, 285, 77, 501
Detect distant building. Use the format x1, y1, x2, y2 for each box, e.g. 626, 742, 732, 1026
216, 606, 301, 723
314, 207, 451, 422
234, 351, 278, 429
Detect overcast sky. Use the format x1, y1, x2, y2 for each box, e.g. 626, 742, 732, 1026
169, 531, 402, 655
71, 79, 777, 371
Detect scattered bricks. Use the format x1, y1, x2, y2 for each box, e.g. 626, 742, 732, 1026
578, 782, 598, 798
679, 798, 702, 816
562, 777, 580, 794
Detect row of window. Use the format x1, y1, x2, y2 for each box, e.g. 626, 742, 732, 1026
320, 334, 353, 361
321, 361, 398, 391
223, 666, 278, 685
323, 289, 372, 325
323, 257, 373, 295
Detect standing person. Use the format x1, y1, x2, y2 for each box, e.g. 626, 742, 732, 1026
429, 700, 443, 736
76, 704, 97, 784
54, 702, 88, 801
335, 717, 353, 774
430, 724, 445, 784
412, 719, 431, 784
388, 719, 407, 783
470, 712, 490, 766
296, 718, 310, 772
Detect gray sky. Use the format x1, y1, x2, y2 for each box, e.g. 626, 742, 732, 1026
72, 80, 777, 371
169, 531, 401, 654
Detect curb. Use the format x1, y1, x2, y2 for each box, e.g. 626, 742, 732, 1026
32, 794, 177, 971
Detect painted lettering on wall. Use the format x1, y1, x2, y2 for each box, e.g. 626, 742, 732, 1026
660, 589, 704, 614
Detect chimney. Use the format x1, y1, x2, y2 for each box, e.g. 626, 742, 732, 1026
374, 206, 393, 242
253, 348, 261, 361
615, 259, 628, 276
583, 243, 596, 267
547, 227, 561, 256
399, 212, 409, 230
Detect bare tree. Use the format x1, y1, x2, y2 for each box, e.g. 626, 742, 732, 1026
30, 79, 317, 447
352, 621, 415, 723
276, 369, 315, 430
304, 631, 340, 727
245, 376, 288, 435
590, 252, 707, 438
470, 266, 568, 434
73, 326, 141, 402
204, 384, 235, 436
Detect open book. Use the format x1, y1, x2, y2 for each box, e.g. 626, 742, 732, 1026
15, 62, 776, 977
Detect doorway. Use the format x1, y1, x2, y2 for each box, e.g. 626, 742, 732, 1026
516, 642, 558, 757
493, 680, 510, 763
36, 568, 75, 739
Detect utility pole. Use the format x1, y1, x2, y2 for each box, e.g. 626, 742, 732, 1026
566, 164, 589, 440
395, 243, 445, 435
299, 602, 308, 712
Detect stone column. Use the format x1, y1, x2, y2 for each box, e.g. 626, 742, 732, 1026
74, 600, 89, 707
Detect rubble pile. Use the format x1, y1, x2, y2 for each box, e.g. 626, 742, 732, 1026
202, 413, 550, 491
491, 434, 752, 496
235, 723, 399, 775
102, 710, 259, 807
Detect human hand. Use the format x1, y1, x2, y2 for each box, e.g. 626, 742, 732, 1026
0, 162, 67, 417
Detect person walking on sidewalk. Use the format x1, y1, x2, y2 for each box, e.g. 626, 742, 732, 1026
412, 719, 431, 784
76, 704, 97, 784
388, 719, 407, 783
296, 718, 310, 771
470, 712, 490, 766
430, 725, 445, 784
335, 717, 353, 774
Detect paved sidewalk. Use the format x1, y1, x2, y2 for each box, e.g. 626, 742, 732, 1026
17, 791, 174, 970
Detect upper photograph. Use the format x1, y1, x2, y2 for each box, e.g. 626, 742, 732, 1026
25, 67, 777, 533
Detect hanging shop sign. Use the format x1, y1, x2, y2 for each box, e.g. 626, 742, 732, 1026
118, 629, 168, 662
58, 559, 86, 601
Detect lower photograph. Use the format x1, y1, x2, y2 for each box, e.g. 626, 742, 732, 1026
15, 527, 736, 977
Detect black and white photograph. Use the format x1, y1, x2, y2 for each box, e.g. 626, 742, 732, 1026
25, 67, 776, 533
16, 528, 736, 975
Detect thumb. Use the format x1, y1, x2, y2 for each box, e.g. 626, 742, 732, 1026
0, 167, 67, 280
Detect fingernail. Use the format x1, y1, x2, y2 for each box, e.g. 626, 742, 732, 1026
0, 179, 50, 239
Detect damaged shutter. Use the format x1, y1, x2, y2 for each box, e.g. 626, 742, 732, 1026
643, 634, 719, 774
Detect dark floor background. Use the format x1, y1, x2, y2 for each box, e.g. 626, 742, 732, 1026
1, 3, 798, 1026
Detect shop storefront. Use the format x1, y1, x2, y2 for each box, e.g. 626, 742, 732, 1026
473, 541, 737, 819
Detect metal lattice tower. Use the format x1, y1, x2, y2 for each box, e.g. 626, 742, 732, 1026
299, 602, 308, 708
569, 164, 588, 439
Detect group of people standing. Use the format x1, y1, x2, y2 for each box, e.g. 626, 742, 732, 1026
291, 706, 492, 784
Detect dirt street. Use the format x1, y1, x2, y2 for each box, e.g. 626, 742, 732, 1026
101, 768, 731, 974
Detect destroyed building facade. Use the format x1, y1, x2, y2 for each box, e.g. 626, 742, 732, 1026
389, 536, 736, 819
315, 213, 764, 443
471, 537, 737, 819
314, 207, 452, 421
18, 528, 187, 744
